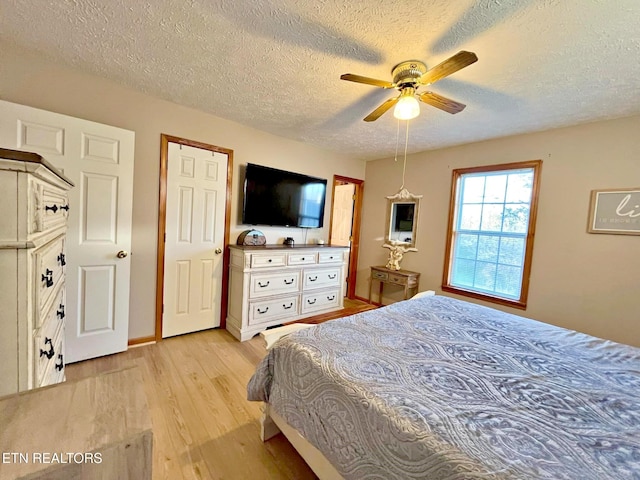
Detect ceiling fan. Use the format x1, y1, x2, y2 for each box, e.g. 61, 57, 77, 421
340, 51, 478, 122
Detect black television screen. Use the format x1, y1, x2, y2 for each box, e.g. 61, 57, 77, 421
242, 163, 327, 228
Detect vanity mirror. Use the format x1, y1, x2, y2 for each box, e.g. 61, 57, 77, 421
385, 188, 422, 249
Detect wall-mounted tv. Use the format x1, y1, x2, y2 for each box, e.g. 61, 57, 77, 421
242, 163, 327, 228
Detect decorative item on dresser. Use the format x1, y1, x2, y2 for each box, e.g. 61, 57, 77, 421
226, 244, 349, 341
0, 148, 74, 397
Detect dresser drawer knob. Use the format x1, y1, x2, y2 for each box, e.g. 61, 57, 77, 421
57, 253, 66, 266
282, 303, 293, 310
57, 304, 65, 319
258, 281, 270, 288
59, 204, 69, 212
45, 204, 58, 213
39, 337, 55, 359
307, 298, 317, 305
257, 307, 269, 314
55, 354, 64, 371
308, 275, 318, 282
327, 295, 335, 301
283, 278, 294, 285
328, 274, 337, 280
41, 269, 54, 288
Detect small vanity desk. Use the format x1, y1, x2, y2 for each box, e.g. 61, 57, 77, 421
368, 265, 420, 306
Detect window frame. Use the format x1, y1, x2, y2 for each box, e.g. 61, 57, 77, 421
441, 160, 543, 309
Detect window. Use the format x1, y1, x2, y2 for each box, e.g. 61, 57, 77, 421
442, 160, 542, 309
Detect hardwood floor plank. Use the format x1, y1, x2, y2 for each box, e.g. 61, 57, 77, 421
66, 329, 316, 480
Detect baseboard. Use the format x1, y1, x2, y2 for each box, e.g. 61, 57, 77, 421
128, 335, 156, 347
354, 294, 371, 304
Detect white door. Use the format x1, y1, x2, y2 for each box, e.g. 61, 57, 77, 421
0, 100, 135, 363
162, 143, 228, 338
330, 183, 356, 246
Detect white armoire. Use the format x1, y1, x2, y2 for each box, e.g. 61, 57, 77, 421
0, 147, 73, 396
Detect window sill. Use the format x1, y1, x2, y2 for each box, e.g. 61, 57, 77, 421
441, 285, 527, 310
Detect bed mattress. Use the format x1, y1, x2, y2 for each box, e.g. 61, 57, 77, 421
248, 295, 640, 479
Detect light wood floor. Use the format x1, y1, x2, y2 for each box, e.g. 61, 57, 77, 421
65, 300, 373, 480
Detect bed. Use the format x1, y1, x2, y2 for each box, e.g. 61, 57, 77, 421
247, 294, 640, 479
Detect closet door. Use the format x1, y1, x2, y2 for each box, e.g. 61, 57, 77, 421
0, 100, 135, 363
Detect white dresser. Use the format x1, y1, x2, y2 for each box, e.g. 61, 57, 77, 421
226, 245, 349, 341
0, 148, 73, 397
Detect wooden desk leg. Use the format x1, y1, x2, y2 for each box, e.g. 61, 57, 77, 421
378, 281, 384, 306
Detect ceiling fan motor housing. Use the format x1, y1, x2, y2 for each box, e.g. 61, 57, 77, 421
391, 60, 427, 87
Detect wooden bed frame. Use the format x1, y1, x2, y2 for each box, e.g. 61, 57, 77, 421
261, 404, 344, 480
257, 291, 435, 479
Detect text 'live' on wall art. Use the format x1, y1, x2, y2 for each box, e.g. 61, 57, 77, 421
588, 188, 640, 235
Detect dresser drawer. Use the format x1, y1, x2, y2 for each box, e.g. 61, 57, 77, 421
248, 295, 300, 326
288, 252, 317, 265
250, 252, 287, 268
318, 251, 343, 263
372, 269, 388, 281
249, 271, 301, 298
387, 273, 410, 286
303, 267, 341, 289
34, 315, 63, 387
38, 332, 65, 388
30, 178, 69, 236
34, 234, 66, 315
36, 284, 66, 330
301, 288, 341, 314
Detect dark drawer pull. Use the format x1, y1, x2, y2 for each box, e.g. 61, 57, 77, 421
40, 337, 55, 359
257, 307, 269, 314
307, 298, 317, 305
57, 304, 65, 319
268, 259, 272, 263
327, 295, 335, 301
258, 281, 270, 288
308, 275, 318, 282
59, 204, 69, 212
55, 354, 64, 371
57, 253, 66, 266
282, 303, 293, 310
283, 278, 294, 285
45, 204, 58, 213
301, 257, 305, 261
41, 269, 54, 288
329, 256, 334, 259
328, 274, 337, 280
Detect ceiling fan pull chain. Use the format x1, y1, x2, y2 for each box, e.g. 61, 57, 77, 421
400, 120, 410, 190
394, 118, 400, 163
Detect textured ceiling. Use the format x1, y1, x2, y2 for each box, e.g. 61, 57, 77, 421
1, 0, 639, 160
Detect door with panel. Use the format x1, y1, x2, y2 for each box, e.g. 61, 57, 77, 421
162, 142, 228, 337
0, 100, 135, 363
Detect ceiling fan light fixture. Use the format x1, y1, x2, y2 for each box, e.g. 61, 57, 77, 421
394, 94, 420, 120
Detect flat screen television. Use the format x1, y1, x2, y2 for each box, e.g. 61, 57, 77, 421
242, 163, 327, 228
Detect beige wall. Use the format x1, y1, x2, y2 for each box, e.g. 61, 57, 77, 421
359, 115, 640, 347
0, 42, 365, 340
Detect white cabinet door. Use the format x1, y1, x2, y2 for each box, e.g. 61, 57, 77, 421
0, 100, 135, 363
162, 142, 228, 337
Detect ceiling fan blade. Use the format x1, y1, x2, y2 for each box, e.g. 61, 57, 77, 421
418, 92, 467, 114
419, 51, 478, 86
364, 97, 399, 122
340, 73, 395, 89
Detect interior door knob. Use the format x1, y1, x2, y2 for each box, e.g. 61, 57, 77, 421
116, 250, 128, 259
215, 248, 222, 254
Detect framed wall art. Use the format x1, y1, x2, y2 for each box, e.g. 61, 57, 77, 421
587, 188, 640, 235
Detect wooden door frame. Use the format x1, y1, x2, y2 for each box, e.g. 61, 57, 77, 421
155, 134, 233, 342
328, 175, 364, 299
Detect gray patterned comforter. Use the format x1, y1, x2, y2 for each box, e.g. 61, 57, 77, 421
247, 295, 640, 479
